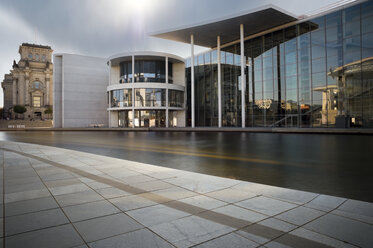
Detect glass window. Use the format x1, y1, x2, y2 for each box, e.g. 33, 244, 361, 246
286, 63, 297, 76
28, 53, 32, 59
344, 36, 361, 64
362, 15, 373, 34
32, 81, 41, 89
326, 11, 342, 29
312, 72, 326, 88
168, 90, 184, 107
119, 61, 132, 83
35, 54, 40, 60
343, 5, 361, 38
135, 88, 166, 107
134, 59, 166, 83
33, 96, 41, 107
286, 76, 297, 89
110, 89, 132, 107
362, 32, 373, 59
312, 57, 326, 73
362, 0, 373, 19
42, 55, 46, 61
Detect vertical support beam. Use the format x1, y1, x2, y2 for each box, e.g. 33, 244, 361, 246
165, 57, 169, 128
217, 36, 222, 128
240, 24, 246, 128
132, 55, 135, 128
12, 78, 17, 105
191, 34, 195, 128
25, 77, 29, 105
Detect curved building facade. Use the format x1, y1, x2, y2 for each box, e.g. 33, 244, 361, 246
107, 52, 186, 128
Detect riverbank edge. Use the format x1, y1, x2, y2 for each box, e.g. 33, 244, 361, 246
1, 127, 373, 135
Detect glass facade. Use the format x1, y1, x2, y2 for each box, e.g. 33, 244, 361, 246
168, 90, 184, 107
111, 89, 132, 107
119, 59, 173, 83
186, 1, 373, 128
135, 88, 166, 107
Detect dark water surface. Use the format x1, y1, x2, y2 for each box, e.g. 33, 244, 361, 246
1, 131, 372, 202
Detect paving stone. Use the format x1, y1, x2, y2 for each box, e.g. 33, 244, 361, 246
49, 183, 91, 196
127, 204, 190, 226
55, 190, 104, 207
73, 213, 143, 242
4, 188, 51, 204
63, 200, 120, 222
206, 188, 258, 203
236, 218, 297, 245
332, 199, 373, 224
5, 224, 84, 248
5, 208, 69, 236
179, 195, 227, 210
236, 196, 297, 216
304, 195, 346, 212
110, 194, 158, 211
95, 187, 131, 199
275, 206, 325, 226
152, 186, 197, 200
304, 213, 373, 247
5, 196, 59, 217
213, 205, 267, 223
88, 228, 173, 248
194, 233, 259, 248
4, 181, 45, 194
132, 180, 174, 192
150, 215, 234, 248
44, 178, 82, 188
290, 227, 358, 248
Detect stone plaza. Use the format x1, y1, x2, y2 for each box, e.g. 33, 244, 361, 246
0, 141, 372, 248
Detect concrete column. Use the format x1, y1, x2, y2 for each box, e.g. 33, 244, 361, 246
132, 55, 135, 128
217, 36, 222, 128
165, 57, 169, 128
191, 34, 195, 128
12, 78, 17, 105
108, 110, 111, 128
18, 77, 23, 105
46, 79, 50, 105
25, 78, 29, 105
240, 24, 246, 128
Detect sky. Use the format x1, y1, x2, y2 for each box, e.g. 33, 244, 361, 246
0, 0, 352, 107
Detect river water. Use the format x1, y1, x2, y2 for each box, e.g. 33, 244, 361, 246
1, 131, 372, 202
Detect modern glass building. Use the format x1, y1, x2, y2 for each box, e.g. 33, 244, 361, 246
107, 52, 186, 128
154, 0, 373, 128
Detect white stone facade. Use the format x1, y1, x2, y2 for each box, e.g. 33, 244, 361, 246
53, 54, 108, 128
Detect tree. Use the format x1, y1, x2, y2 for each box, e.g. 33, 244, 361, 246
13, 105, 27, 119
44, 106, 53, 119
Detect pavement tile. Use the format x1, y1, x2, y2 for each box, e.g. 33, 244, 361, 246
110, 194, 158, 211
5, 224, 84, 248
303, 213, 373, 247
332, 199, 373, 224
44, 178, 82, 188
120, 175, 157, 184
290, 227, 358, 248
236, 196, 297, 216
179, 195, 227, 210
4, 181, 45, 194
304, 194, 346, 212
73, 213, 143, 243
152, 186, 198, 200
63, 200, 120, 222
132, 180, 174, 192
5, 208, 69, 236
5, 196, 59, 217
49, 183, 91, 196
212, 205, 268, 223
275, 206, 325, 226
4, 188, 51, 204
206, 188, 258, 203
127, 204, 190, 226
55, 190, 104, 207
236, 218, 297, 245
150, 215, 234, 248
194, 232, 259, 248
95, 187, 131, 199
88, 228, 173, 248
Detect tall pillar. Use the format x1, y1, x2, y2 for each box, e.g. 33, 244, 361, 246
166, 57, 169, 128
12, 78, 17, 105
46, 78, 50, 106
18, 77, 23, 105
240, 24, 246, 128
191, 34, 195, 128
217, 36, 222, 128
132, 55, 135, 128
25, 77, 29, 105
